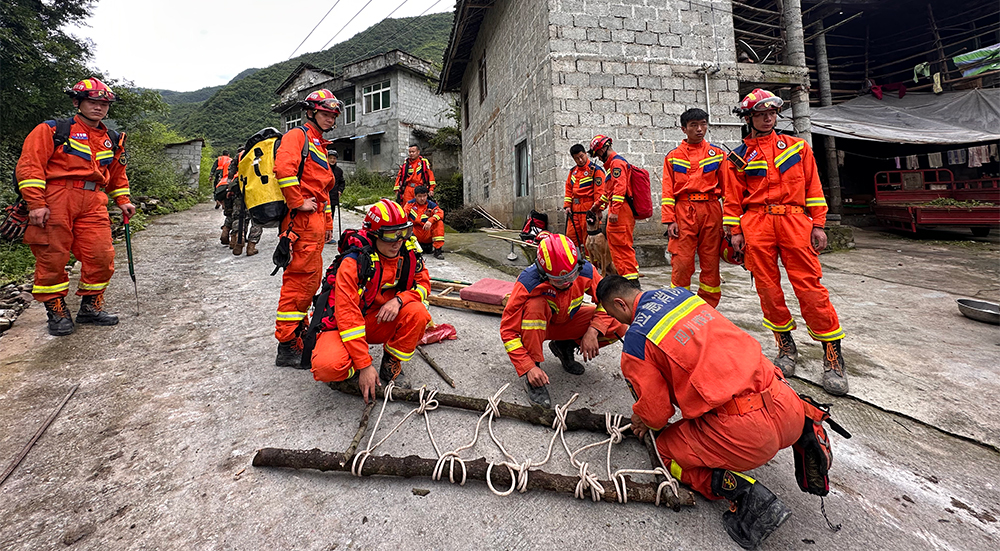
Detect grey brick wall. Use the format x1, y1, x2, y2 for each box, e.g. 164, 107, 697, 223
162, 140, 203, 190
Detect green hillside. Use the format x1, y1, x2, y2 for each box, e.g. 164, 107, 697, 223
165, 12, 453, 150
155, 68, 261, 106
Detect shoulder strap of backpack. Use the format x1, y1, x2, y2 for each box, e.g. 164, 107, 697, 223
106, 128, 121, 153
52, 118, 73, 148
297, 126, 310, 180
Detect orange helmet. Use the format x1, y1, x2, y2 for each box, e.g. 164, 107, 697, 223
588, 135, 612, 157
66, 78, 116, 102
734, 88, 783, 117
364, 199, 413, 242
720, 234, 744, 266
302, 89, 342, 116
535, 233, 582, 286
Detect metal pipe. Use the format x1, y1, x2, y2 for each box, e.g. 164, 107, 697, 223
696, 64, 745, 127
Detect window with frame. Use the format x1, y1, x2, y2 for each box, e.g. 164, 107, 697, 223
515, 140, 529, 197
363, 80, 391, 113
478, 55, 487, 104
285, 113, 301, 131
371, 137, 381, 156
344, 97, 356, 124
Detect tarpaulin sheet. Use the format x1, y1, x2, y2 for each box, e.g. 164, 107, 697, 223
779, 89, 1000, 144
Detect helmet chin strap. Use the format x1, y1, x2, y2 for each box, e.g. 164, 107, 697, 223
306, 111, 333, 132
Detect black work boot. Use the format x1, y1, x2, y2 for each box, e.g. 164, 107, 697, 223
522, 374, 552, 409
378, 350, 411, 388
76, 294, 118, 326
772, 331, 798, 377
433, 248, 444, 259
220, 226, 230, 245
275, 340, 305, 368
43, 297, 75, 336
822, 340, 849, 396
711, 469, 792, 550
549, 340, 585, 375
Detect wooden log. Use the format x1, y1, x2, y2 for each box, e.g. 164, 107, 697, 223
342, 401, 376, 466
327, 380, 638, 436
416, 345, 456, 388
252, 448, 696, 509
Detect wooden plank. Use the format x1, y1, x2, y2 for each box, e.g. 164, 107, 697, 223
427, 294, 505, 315
436, 286, 455, 297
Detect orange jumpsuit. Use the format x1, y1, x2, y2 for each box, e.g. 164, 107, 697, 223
621, 288, 804, 499
500, 262, 625, 376
563, 161, 606, 254
273, 123, 335, 343
311, 243, 432, 382
662, 140, 725, 307
394, 157, 436, 204
16, 115, 130, 302
723, 132, 844, 342
598, 150, 639, 280
404, 198, 445, 251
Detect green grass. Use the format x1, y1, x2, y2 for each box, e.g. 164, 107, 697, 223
340, 168, 395, 209
0, 241, 35, 287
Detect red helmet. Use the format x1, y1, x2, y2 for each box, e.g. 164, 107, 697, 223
364, 199, 413, 242
720, 234, 744, 266
535, 233, 581, 286
734, 88, 783, 117
588, 135, 612, 157
66, 78, 116, 102
303, 89, 342, 116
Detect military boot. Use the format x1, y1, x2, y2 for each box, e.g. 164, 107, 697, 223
549, 340, 585, 375
245, 242, 258, 256
433, 248, 444, 259
43, 297, 75, 336
232, 236, 244, 256
220, 227, 230, 245
711, 469, 792, 550
522, 370, 552, 409
275, 340, 305, 368
76, 294, 119, 326
772, 331, 798, 377
378, 350, 411, 388
822, 340, 849, 396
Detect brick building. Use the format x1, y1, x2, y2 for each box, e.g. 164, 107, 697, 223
273, 50, 460, 178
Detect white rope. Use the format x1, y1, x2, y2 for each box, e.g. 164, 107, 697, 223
432, 383, 510, 486
351, 382, 441, 477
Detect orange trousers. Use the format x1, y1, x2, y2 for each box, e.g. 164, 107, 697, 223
514, 299, 625, 376
23, 185, 115, 302
742, 211, 844, 341
656, 377, 803, 499
668, 200, 722, 307
311, 301, 431, 383
414, 219, 445, 250
564, 211, 591, 258
607, 206, 638, 280
274, 210, 326, 343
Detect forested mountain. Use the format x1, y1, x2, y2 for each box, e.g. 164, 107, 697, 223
163, 12, 453, 150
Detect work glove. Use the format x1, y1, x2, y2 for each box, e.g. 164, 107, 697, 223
0, 201, 30, 242
271, 228, 300, 276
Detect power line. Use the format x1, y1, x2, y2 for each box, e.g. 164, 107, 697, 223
321, 0, 377, 50
289, 0, 343, 59
326, 0, 447, 73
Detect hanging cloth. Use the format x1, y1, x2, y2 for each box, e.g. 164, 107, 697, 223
932, 73, 943, 94
906, 155, 920, 170
989, 144, 999, 161
968, 146, 983, 168
913, 62, 931, 83
927, 152, 943, 168
895, 156, 902, 169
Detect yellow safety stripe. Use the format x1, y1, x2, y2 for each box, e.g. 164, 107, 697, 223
568, 294, 584, 311
18, 179, 46, 190
109, 188, 130, 198
68, 138, 92, 155
612, 195, 625, 202
702, 154, 724, 164
385, 344, 414, 361
647, 295, 705, 344
662, 197, 675, 206
733, 471, 757, 484
577, 176, 594, 184
339, 325, 366, 342
622, 272, 639, 280
504, 338, 524, 352
722, 216, 741, 226
32, 281, 69, 294
599, 195, 608, 203
276, 311, 307, 322
521, 319, 547, 330
564, 196, 572, 203
698, 282, 721, 294
95, 150, 114, 161
432, 237, 445, 242
774, 140, 806, 166
416, 285, 429, 301
670, 284, 690, 291
277, 176, 299, 188
78, 281, 110, 291
324, 204, 332, 213
308, 143, 327, 158
762, 318, 796, 332
667, 157, 691, 168
428, 179, 436, 186
808, 326, 846, 341
805, 197, 827, 207
669, 460, 683, 481
745, 160, 769, 171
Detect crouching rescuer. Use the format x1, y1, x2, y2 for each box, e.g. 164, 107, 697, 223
308, 200, 431, 401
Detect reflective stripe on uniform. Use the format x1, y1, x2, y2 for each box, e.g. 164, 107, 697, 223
385, 344, 414, 361
669, 460, 683, 481
32, 281, 69, 294
805, 197, 827, 207
109, 188, 130, 198
622, 272, 639, 280
762, 318, 796, 332
504, 338, 523, 352
662, 197, 676, 206
722, 216, 741, 226
808, 326, 845, 341
647, 295, 705, 345
612, 195, 625, 203
276, 310, 308, 322
521, 319, 547, 331
277, 176, 299, 188
78, 281, 110, 291
339, 325, 366, 342
698, 282, 721, 294
18, 179, 46, 190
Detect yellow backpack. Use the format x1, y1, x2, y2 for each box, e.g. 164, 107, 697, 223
238, 127, 308, 228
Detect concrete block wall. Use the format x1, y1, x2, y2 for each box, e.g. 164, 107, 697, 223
162, 141, 203, 190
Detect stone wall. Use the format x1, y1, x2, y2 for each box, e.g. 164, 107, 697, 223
162, 139, 204, 190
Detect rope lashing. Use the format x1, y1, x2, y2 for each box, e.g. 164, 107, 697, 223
433, 384, 510, 486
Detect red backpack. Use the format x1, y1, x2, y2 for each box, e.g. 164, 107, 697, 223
612, 155, 653, 220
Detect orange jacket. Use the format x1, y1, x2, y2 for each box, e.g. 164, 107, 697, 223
394, 157, 436, 194
599, 149, 632, 215
212, 155, 232, 184
661, 140, 725, 224
621, 288, 781, 430
722, 132, 827, 235
275, 122, 335, 229
564, 161, 605, 211
332, 248, 431, 370
500, 262, 614, 375
15, 115, 130, 211
403, 198, 444, 224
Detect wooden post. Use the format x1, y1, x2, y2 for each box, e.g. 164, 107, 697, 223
814, 20, 843, 216
927, 4, 952, 83
781, 0, 813, 145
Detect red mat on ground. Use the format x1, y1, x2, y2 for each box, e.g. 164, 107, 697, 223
459, 278, 515, 306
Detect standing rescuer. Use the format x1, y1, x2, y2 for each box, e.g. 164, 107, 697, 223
16, 78, 135, 336
589, 135, 640, 282
662, 108, 725, 307
394, 144, 436, 205
273, 89, 340, 367
563, 143, 606, 256
403, 185, 445, 259
724, 89, 848, 396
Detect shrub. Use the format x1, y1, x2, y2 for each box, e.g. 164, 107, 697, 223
434, 171, 463, 212
341, 167, 395, 208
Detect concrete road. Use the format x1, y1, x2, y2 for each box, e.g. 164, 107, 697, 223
1, 202, 997, 550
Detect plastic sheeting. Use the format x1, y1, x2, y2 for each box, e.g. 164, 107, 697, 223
781, 89, 1000, 144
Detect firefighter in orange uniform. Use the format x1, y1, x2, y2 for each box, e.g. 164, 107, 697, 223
597, 275, 804, 550
394, 144, 436, 204
724, 89, 848, 396
212, 150, 232, 227
273, 89, 340, 367
404, 185, 445, 259
563, 143, 605, 255
662, 108, 725, 307
500, 233, 625, 407
16, 78, 135, 336
311, 200, 431, 398
589, 135, 639, 282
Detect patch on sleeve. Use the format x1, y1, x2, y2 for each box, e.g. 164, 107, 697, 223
612, 167, 622, 178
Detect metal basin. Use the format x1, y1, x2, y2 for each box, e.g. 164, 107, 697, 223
957, 299, 1000, 325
